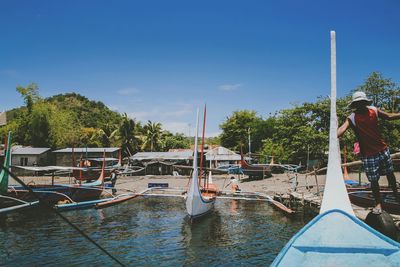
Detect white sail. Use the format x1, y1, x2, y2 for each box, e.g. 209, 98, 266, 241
320, 31, 354, 215
186, 109, 215, 218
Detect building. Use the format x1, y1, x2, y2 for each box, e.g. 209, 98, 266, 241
205, 146, 241, 168
131, 151, 193, 175
53, 147, 120, 167
11, 147, 52, 175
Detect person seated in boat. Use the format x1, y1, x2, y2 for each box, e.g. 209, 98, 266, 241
227, 176, 241, 193
110, 169, 119, 194
338, 91, 400, 214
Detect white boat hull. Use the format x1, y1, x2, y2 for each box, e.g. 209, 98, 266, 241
186, 181, 215, 218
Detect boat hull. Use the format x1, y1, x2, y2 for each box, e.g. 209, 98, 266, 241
272, 209, 400, 266
186, 188, 215, 218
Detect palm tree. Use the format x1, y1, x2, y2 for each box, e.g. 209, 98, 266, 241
119, 113, 139, 156
91, 123, 119, 147
142, 120, 162, 151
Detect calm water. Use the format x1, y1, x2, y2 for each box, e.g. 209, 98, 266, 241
1, 197, 309, 266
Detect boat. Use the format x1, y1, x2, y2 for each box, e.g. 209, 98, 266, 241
271, 31, 400, 266
6, 157, 106, 205
1, 134, 106, 209
240, 150, 272, 179
185, 107, 216, 219
349, 191, 400, 215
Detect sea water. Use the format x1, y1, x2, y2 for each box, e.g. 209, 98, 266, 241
0, 197, 308, 266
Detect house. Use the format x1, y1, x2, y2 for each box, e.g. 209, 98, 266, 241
53, 147, 121, 167
205, 146, 241, 168
11, 147, 52, 175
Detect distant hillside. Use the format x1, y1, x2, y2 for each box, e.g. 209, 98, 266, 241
2, 92, 124, 148
45, 93, 122, 128
7, 93, 122, 130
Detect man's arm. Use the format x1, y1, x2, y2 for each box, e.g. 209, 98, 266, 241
337, 119, 350, 138
377, 109, 400, 120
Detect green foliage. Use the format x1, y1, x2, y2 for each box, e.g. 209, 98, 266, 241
355, 72, 399, 111
141, 120, 162, 151
161, 132, 190, 151
220, 110, 271, 153
220, 72, 400, 165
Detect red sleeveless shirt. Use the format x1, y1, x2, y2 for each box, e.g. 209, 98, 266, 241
348, 106, 387, 157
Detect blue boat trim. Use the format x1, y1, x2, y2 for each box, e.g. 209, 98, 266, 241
293, 246, 398, 256
272, 209, 400, 266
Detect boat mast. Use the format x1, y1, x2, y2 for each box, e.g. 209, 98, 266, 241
192, 109, 200, 185
320, 31, 354, 215
199, 105, 207, 187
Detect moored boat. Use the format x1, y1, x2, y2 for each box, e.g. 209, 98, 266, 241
185, 108, 216, 219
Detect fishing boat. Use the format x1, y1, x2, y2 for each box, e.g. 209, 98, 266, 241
6, 158, 106, 205
271, 31, 400, 266
240, 150, 272, 179
185, 108, 216, 219
1, 134, 106, 209
349, 190, 400, 215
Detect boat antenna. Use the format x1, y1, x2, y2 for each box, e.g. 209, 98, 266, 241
0, 165, 126, 266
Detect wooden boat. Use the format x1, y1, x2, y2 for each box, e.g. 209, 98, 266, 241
6, 159, 105, 205
240, 150, 272, 179
349, 191, 400, 215
1, 135, 106, 208
272, 31, 400, 266
185, 108, 216, 219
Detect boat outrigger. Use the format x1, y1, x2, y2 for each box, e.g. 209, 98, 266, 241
272, 31, 400, 266
0, 134, 111, 213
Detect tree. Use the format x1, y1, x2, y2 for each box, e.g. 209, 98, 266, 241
91, 123, 119, 147
142, 120, 162, 151
16, 83, 40, 113
160, 132, 190, 151
118, 113, 138, 156
355, 72, 399, 111
219, 110, 270, 152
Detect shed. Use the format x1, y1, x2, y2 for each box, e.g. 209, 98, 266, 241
131, 151, 193, 175
131, 151, 193, 161
205, 146, 241, 168
53, 147, 120, 166
11, 147, 52, 175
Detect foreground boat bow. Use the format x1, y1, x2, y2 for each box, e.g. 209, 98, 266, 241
271, 31, 400, 266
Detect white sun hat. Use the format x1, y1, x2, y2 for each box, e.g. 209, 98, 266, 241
348, 91, 372, 108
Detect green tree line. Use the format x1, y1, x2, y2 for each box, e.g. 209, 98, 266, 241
0, 85, 192, 156
219, 72, 400, 166
1, 72, 399, 165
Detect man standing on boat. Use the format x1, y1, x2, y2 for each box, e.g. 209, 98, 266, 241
338, 91, 400, 213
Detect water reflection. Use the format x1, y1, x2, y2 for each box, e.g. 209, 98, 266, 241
0, 197, 307, 266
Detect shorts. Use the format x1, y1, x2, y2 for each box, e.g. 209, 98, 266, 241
362, 148, 393, 182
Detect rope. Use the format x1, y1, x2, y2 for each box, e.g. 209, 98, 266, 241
0, 165, 125, 266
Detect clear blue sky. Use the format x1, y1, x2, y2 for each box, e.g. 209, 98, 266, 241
1, 0, 399, 136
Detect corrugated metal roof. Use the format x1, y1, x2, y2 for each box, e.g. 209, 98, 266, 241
131, 151, 193, 161
53, 147, 120, 153
12, 147, 51, 155
205, 146, 240, 161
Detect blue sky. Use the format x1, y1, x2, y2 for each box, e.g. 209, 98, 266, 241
1, 0, 399, 136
